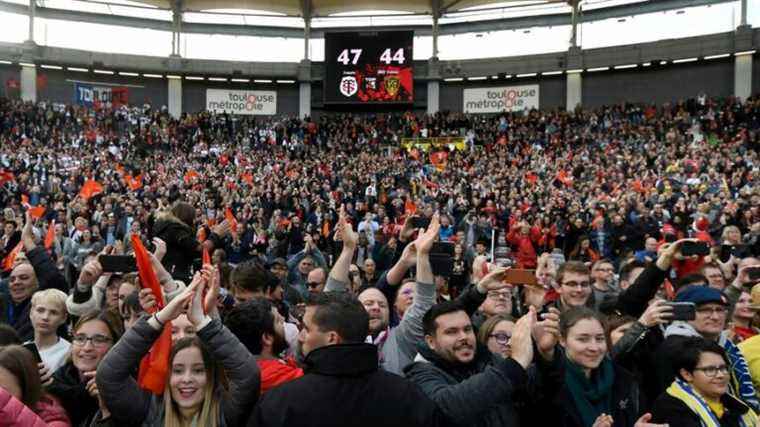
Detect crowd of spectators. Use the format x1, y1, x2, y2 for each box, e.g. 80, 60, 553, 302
0, 92, 758, 426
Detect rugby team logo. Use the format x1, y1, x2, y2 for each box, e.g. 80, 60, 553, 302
340, 76, 358, 97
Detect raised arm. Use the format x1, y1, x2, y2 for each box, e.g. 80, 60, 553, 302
325, 207, 357, 293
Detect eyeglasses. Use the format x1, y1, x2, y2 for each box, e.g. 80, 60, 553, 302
562, 281, 591, 289
696, 306, 727, 316
307, 282, 322, 289
694, 365, 730, 377
72, 334, 112, 347
487, 291, 512, 300
489, 332, 511, 345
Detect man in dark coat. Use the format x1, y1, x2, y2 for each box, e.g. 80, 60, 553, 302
248, 292, 447, 427
404, 300, 534, 427
1, 213, 68, 341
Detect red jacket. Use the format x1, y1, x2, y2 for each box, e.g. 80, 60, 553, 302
0, 388, 70, 427
258, 358, 304, 394
507, 226, 538, 269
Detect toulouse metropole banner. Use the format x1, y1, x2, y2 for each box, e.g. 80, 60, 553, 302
463, 84, 539, 114
206, 89, 277, 115
75, 83, 129, 109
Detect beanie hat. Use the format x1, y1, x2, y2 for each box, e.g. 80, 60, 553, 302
693, 216, 709, 233
675, 285, 727, 306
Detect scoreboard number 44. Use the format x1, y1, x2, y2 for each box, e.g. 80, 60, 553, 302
337, 48, 405, 65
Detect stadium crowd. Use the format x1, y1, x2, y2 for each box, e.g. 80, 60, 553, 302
0, 92, 757, 426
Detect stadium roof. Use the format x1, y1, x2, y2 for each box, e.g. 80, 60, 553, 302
131, 0, 568, 17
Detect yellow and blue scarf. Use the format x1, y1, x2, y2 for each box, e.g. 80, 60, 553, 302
666, 378, 758, 427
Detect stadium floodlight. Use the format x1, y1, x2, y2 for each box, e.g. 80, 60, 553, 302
208, 77, 227, 82
704, 54, 731, 60
185, 76, 204, 80
276, 80, 296, 84
468, 76, 487, 80
490, 75, 498, 79
231, 78, 250, 83
143, 73, 163, 78
19, 62, 35, 68
735, 50, 756, 56
587, 67, 609, 72
516, 73, 537, 78
443, 77, 463, 82
40, 64, 63, 70
166, 75, 181, 79
94, 69, 114, 74
542, 71, 563, 76
0, 60, 11, 65
672, 58, 697, 63
118, 72, 139, 77
642, 62, 652, 67
67, 67, 89, 72
613, 64, 637, 70
254, 79, 273, 83
566, 69, 583, 74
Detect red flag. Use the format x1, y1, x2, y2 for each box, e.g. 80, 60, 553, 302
225, 208, 238, 233
125, 174, 143, 191
404, 199, 417, 215
184, 170, 199, 184
241, 172, 254, 186
202, 247, 211, 266
44, 221, 55, 250
2, 242, 23, 272
0, 171, 14, 186
21, 195, 45, 219
132, 235, 172, 395
79, 180, 104, 201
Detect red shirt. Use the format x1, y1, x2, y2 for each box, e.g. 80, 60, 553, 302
258, 358, 304, 394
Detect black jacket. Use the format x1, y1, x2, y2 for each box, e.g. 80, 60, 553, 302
152, 212, 221, 282
651, 392, 754, 427
48, 361, 99, 427
0, 246, 68, 341
535, 353, 644, 427
248, 343, 446, 427
404, 342, 527, 427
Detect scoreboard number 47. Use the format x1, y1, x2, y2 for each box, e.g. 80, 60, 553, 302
337, 48, 406, 65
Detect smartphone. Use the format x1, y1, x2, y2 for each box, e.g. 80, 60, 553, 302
721, 244, 749, 262
504, 269, 538, 286
664, 302, 696, 321
411, 216, 431, 230
429, 242, 455, 277
748, 267, 760, 282
99, 255, 138, 273
22, 342, 43, 364
680, 241, 710, 257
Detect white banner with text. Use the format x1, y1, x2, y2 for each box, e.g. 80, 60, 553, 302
206, 89, 277, 115
462, 85, 539, 113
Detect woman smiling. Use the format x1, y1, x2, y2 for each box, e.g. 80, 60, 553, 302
96, 273, 260, 426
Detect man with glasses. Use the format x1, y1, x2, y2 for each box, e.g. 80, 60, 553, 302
549, 261, 594, 312
590, 259, 619, 311
286, 234, 327, 298
475, 285, 513, 329
654, 285, 760, 411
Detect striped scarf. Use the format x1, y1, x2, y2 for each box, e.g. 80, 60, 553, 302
666, 378, 758, 427
721, 334, 760, 412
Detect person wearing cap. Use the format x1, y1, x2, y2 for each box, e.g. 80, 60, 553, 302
654, 285, 760, 411
268, 257, 303, 308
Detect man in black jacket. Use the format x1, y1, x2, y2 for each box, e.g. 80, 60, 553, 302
404, 300, 536, 427
1, 212, 68, 341
248, 292, 447, 427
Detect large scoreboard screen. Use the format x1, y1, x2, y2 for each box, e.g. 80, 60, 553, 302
324, 31, 414, 104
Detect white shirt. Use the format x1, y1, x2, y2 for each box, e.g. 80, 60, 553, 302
27, 338, 71, 373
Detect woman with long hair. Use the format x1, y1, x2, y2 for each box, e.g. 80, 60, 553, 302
0, 345, 70, 426
47, 310, 123, 427
96, 273, 260, 426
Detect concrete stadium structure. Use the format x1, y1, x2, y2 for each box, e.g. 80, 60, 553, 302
0, 0, 756, 117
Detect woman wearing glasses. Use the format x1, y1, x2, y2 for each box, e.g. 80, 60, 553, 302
651, 338, 758, 427
478, 314, 515, 359
47, 310, 123, 427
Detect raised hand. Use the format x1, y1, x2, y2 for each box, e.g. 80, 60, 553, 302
78, 260, 104, 287
532, 307, 560, 360
154, 276, 199, 326
414, 213, 440, 255
152, 237, 167, 261
509, 307, 536, 369
638, 299, 673, 328
335, 206, 358, 250
186, 271, 211, 328
476, 266, 512, 294
592, 414, 614, 427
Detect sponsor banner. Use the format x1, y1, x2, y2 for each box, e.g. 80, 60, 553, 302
463, 84, 539, 113
75, 83, 129, 108
401, 137, 467, 152
206, 89, 276, 115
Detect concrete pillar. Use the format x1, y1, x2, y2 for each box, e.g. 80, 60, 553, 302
569, 0, 579, 48
28, 0, 35, 42
299, 82, 311, 118
427, 81, 440, 115
740, 0, 747, 26
168, 77, 182, 118
734, 53, 752, 102
566, 72, 582, 111
20, 65, 36, 102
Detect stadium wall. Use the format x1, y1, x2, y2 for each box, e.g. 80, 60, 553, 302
36, 69, 168, 108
